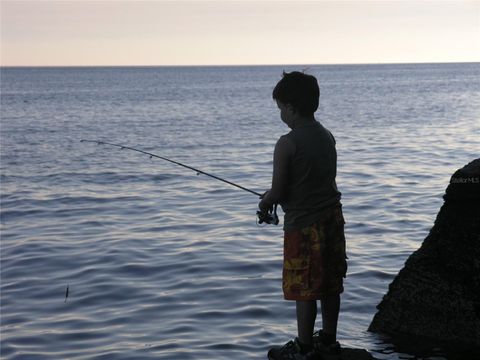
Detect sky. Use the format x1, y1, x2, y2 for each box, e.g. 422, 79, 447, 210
1, 0, 479, 66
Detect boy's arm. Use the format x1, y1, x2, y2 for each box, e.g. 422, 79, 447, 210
259, 136, 295, 210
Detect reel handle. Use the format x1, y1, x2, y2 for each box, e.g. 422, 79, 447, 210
256, 204, 279, 225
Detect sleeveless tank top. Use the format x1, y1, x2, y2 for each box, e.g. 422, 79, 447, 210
281, 121, 341, 230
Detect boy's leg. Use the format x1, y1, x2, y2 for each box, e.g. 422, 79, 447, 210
296, 300, 317, 346
267, 301, 317, 358
320, 294, 340, 340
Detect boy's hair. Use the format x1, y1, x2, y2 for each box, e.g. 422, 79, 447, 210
272, 71, 320, 116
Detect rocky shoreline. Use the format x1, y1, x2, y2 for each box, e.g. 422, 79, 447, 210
368, 159, 480, 357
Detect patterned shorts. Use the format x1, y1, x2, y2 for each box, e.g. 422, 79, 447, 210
283, 204, 347, 301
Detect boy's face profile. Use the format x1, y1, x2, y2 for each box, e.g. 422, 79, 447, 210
276, 99, 295, 129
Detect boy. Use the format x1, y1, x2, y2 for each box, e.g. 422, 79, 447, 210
259, 72, 347, 360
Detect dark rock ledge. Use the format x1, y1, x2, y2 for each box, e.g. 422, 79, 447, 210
321, 347, 378, 359
369, 159, 480, 357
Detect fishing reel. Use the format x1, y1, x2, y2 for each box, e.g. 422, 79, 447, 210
257, 204, 279, 225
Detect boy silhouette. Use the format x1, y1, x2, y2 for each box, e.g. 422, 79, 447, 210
259, 71, 347, 360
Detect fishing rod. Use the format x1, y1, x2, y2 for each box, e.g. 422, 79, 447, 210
80, 139, 278, 225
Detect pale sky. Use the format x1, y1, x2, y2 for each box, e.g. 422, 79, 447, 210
1, 0, 479, 66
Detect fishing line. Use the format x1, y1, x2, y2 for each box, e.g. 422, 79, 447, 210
80, 139, 279, 225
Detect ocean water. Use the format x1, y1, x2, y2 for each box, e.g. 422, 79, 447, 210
1, 63, 479, 360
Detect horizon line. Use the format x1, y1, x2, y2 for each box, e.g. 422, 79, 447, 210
1, 60, 479, 68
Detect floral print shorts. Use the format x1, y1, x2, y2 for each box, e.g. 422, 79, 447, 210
283, 204, 347, 300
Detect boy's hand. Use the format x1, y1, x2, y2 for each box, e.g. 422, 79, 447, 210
257, 192, 279, 225
258, 190, 273, 211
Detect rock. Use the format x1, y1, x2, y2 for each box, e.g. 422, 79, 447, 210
322, 347, 378, 360
369, 159, 480, 351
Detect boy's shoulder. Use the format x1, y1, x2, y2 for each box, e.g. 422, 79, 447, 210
275, 134, 296, 156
